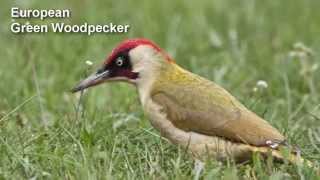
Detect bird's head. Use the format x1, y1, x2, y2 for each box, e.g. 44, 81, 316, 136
71, 38, 173, 93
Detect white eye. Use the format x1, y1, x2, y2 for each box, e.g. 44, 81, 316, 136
116, 57, 124, 66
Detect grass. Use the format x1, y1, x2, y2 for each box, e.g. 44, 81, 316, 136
0, 0, 320, 179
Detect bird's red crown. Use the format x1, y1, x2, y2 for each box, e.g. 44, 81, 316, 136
105, 38, 173, 64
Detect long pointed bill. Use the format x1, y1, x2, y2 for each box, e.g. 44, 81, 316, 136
71, 70, 109, 93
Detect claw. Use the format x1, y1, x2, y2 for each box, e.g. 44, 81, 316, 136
266, 140, 279, 149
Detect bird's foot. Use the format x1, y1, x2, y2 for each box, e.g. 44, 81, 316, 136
266, 140, 280, 149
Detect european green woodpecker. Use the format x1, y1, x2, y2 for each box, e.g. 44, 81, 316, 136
71, 38, 308, 164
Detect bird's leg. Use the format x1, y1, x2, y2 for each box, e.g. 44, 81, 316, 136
193, 159, 205, 180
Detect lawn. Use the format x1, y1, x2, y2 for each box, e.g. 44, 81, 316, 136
0, 0, 320, 179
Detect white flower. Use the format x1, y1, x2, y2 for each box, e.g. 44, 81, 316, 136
256, 80, 268, 89
293, 42, 312, 54
85, 60, 93, 66
289, 42, 313, 59
288, 51, 305, 59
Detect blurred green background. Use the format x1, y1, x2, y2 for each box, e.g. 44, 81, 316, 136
0, 0, 319, 179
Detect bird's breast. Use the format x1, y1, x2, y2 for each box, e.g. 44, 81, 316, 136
142, 98, 257, 162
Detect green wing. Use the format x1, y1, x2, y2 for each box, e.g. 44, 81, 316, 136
151, 70, 285, 146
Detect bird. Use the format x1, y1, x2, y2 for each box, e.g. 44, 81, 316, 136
71, 38, 310, 166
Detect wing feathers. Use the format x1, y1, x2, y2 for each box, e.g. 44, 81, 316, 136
152, 91, 285, 147
150, 64, 285, 147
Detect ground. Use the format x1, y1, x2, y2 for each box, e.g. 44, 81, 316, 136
0, 0, 320, 179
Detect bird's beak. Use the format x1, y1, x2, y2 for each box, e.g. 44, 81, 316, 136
71, 70, 110, 93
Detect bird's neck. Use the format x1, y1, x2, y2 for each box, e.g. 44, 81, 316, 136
135, 62, 188, 107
